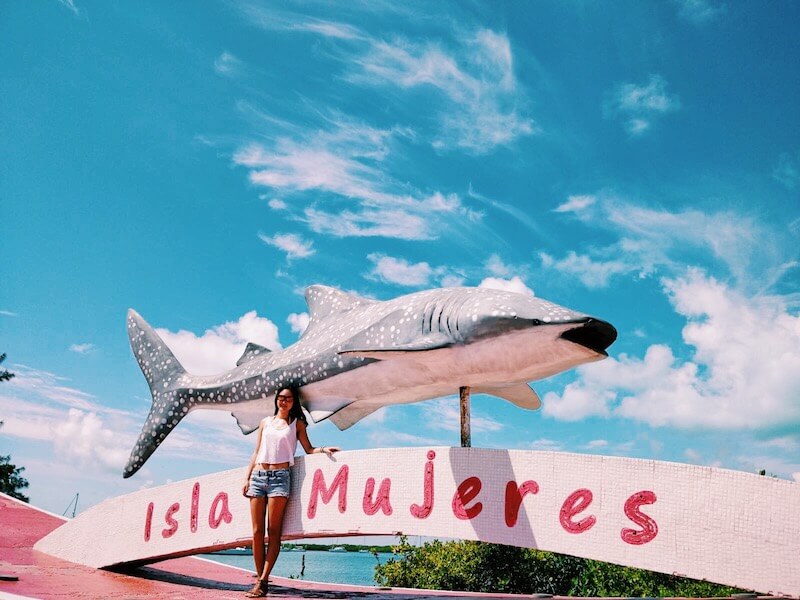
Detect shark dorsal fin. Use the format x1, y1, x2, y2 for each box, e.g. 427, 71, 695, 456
304, 285, 375, 322
236, 342, 271, 366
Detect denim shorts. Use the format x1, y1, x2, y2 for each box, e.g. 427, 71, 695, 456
248, 468, 291, 498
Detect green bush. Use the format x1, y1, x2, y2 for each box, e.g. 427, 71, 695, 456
374, 537, 745, 596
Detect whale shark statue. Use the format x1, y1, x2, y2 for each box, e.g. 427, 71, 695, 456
123, 285, 616, 477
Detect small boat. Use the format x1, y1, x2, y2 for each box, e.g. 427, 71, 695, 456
358, 549, 369, 553
287, 545, 306, 552
329, 546, 347, 552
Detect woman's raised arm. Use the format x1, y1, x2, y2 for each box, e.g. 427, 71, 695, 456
296, 419, 339, 456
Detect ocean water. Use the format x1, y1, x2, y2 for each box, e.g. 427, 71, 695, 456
202, 550, 396, 587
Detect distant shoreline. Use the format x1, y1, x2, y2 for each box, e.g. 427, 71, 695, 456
210, 542, 395, 556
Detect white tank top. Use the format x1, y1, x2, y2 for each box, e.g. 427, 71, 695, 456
255, 416, 298, 466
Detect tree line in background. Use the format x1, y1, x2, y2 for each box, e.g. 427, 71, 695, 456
1, 353, 29, 502
374, 537, 747, 597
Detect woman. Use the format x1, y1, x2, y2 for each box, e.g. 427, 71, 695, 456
242, 386, 339, 597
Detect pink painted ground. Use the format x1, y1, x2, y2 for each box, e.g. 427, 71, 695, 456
0, 493, 553, 599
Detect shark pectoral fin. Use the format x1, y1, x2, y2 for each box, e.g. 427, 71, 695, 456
230, 409, 265, 434
236, 343, 271, 366
474, 383, 542, 410
329, 403, 382, 430
308, 408, 337, 422
305, 397, 356, 424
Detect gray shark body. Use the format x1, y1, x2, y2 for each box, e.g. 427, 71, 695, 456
124, 285, 616, 477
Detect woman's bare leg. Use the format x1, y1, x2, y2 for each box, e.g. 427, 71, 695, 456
249, 497, 267, 577
259, 495, 289, 582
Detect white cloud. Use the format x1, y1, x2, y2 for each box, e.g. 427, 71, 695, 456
773, 151, 800, 190
367, 430, 445, 447
625, 118, 650, 136
157, 311, 281, 376
242, 6, 533, 153
0, 310, 18, 317
0, 386, 142, 477
608, 201, 795, 289
239, 6, 364, 41
295, 20, 363, 40
615, 75, 679, 113
539, 251, 638, 288
544, 270, 800, 430
675, 0, 725, 25
234, 120, 476, 241
683, 448, 724, 468
305, 207, 432, 240
0, 395, 67, 441
52, 409, 130, 473
440, 274, 465, 287
258, 232, 315, 259
607, 75, 680, 136
478, 276, 534, 297
586, 439, 609, 449
1, 362, 261, 486
757, 436, 800, 452
233, 117, 411, 198
528, 438, 563, 451
69, 343, 95, 354
267, 198, 287, 210
7, 365, 97, 411
157, 411, 252, 465
287, 312, 309, 335
420, 398, 503, 434
57, 0, 79, 16
485, 254, 511, 277
467, 185, 544, 238
352, 29, 535, 153
546, 193, 794, 293
368, 254, 433, 286
213, 51, 242, 76
239, 141, 381, 196
542, 383, 615, 421
683, 448, 702, 463
553, 195, 596, 214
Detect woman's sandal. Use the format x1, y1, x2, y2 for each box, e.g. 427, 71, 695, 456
244, 579, 268, 597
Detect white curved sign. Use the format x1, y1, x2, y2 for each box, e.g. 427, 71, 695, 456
35, 448, 799, 596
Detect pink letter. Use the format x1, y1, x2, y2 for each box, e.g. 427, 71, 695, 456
363, 477, 393, 516
410, 450, 436, 519
161, 502, 180, 538
209, 492, 232, 529
307, 465, 349, 519
144, 502, 154, 542
504, 480, 539, 527
621, 490, 658, 545
190, 482, 200, 533
560, 489, 596, 534
452, 476, 483, 520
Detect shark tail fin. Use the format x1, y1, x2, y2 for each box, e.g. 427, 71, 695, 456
127, 309, 187, 393
124, 309, 190, 478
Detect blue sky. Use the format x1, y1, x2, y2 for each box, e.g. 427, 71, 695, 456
2, 0, 799, 515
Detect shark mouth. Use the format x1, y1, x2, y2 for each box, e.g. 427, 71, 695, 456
560, 319, 618, 355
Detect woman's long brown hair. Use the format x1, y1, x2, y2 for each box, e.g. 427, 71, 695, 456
273, 386, 308, 424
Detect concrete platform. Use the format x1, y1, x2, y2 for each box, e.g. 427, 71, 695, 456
0, 493, 552, 599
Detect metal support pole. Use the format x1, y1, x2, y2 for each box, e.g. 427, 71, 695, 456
459, 385, 471, 447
